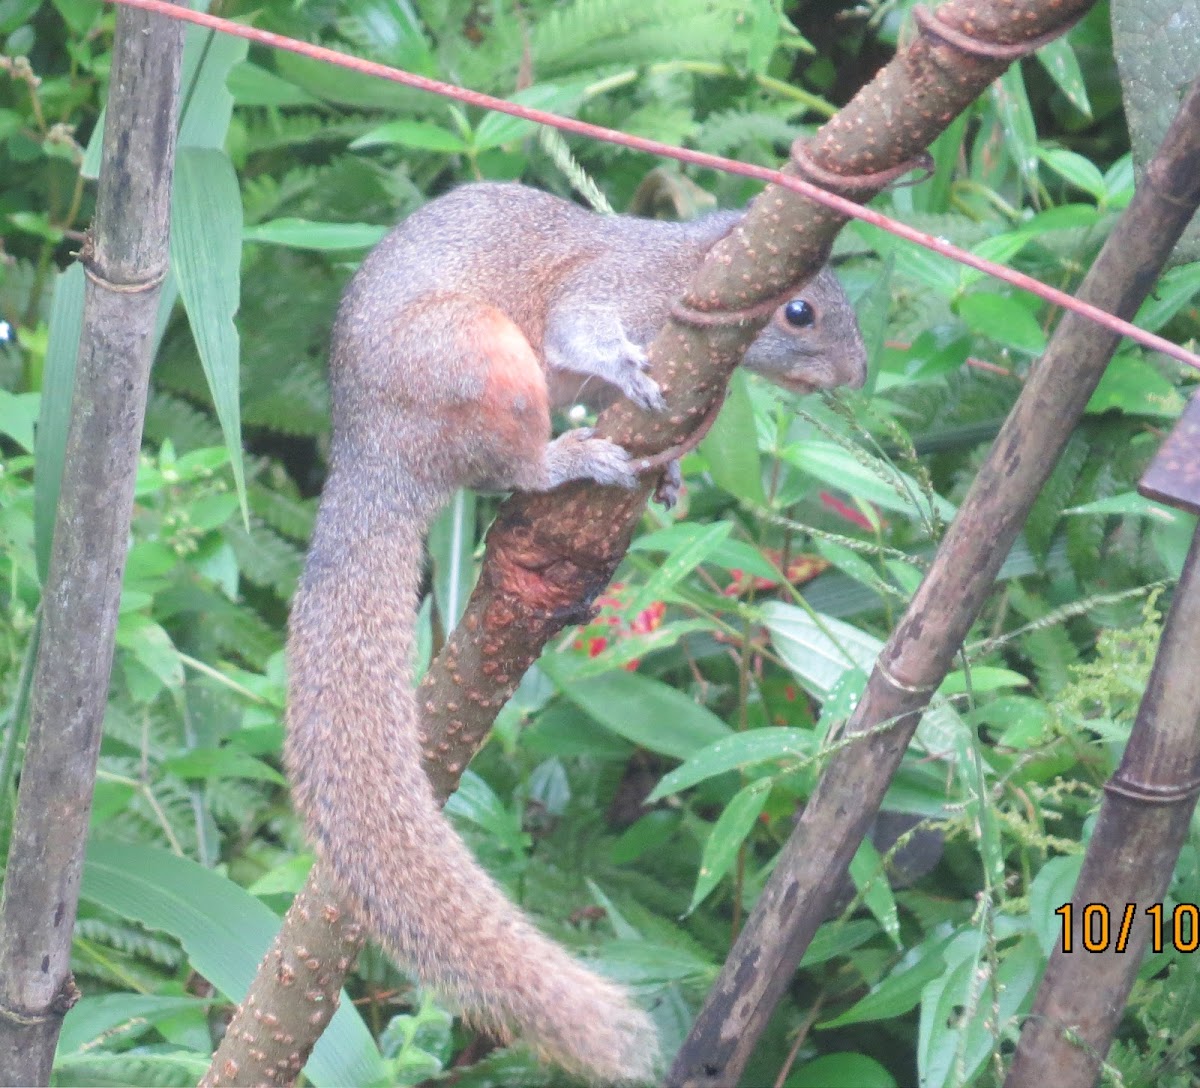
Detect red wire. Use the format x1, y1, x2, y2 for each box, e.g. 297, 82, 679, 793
102, 0, 1200, 373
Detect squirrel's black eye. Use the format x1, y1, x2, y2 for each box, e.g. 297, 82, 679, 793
783, 299, 815, 328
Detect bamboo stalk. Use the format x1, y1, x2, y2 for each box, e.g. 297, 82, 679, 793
1006, 426, 1200, 1077
0, 7, 184, 1085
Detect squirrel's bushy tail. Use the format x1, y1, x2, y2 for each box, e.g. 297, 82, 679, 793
285, 490, 658, 1085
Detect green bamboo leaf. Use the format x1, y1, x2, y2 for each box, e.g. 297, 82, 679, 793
473, 83, 587, 150
163, 747, 286, 785
648, 727, 813, 801
627, 520, 731, 615
689, 779, 770, 912
428, 488, 477, 633
244, 219, 387, 251
1085, 353, 1182, 418
172, 147, 248, 525
956, 292, 1047, 354
1034, 37, 1091, 117
81, 840, 385, 1087
780, 440, 957, 523
940, 666, 1029, 695
541, 664, 729, 760
1134, 261, 1200, 331
699, 370, 767, 504
789, 1053, 897, 1088
631, 525, 780, 582
849, 838, 900, 945
820, 931, 954, 1028
1036, 146, 1106, 200
59, 993, 209, 1056
227, 61, 321, 107
351, 119, 468, 152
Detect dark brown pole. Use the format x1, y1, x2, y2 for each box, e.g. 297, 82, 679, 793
0, 7, 184, 1085
1004, 392, 1200, 1087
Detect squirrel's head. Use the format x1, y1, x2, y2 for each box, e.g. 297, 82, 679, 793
742, 267, 868, 394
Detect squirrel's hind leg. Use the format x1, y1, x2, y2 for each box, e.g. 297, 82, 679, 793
413, 299, 639, 493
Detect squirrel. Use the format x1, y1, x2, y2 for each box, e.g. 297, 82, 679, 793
283, 181, 867, 1084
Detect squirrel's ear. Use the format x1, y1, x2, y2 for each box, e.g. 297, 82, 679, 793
782, 299, 817, 329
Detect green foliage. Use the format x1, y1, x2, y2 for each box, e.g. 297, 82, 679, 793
1, 0, 1199, 1086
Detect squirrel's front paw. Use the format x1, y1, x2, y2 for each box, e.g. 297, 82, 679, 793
544, 427, 639, 490
614, 344, 667, 414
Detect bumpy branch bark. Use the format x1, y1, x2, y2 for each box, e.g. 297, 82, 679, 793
0, 7, 183, 1086
208, 0, 1096, 1082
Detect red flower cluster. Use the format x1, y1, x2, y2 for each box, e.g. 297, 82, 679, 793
572, 582, 667, 670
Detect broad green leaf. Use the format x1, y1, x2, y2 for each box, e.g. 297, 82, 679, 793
595, 939, 717, 986
1035, 37, 1091, 117
787, 1052, 897, 1088
342, 0, 436, 75
849, 838, 900, 946
821, 931, 954, 1028
172, 148, 248, 524
1036, 146, 1106, 200
428, 489, 477, 633
919, 933, 1040, 1088
1134, 260, 1200, 331
780, 440, 956, 523
802, 918, 878, 967
957, 292, 1047, 354
0, 390, 37, 451
610, 810, 681, 864
351, 119, 468, 152
1028, 855, 1083, 956
971, 694, 1051, 749
58, 994, 209, 1057
689, 779, 770, 911
1085, 354, 1183, 418
474, 83, 588, 151
1103, 154, 1135, 208
648, 728, 813, 801
163, 747, 286, 785
1063, 490, 1176, 520
540, 663, 729, 760
54, 1049, 210, 1083
49, 0, 100, 34
444, 769, 527, 855
940, 666, 1029, 695
627, 520, 731, 615
1021, 203, 1102, 233
226, 61, 321, 107
523, 700, 636, 761
81, 841, 385, 1086
244, 218, 388, 251
762, 600, 878, 699
699, 370, 767, 505
115, 615, 184, 694
631, 525, 780, 582
762, 601, 967, 757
